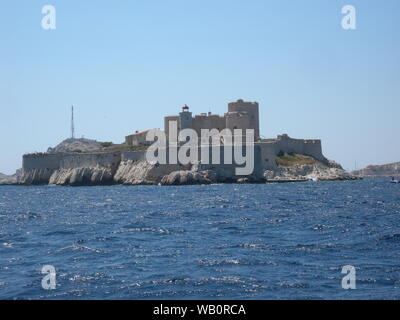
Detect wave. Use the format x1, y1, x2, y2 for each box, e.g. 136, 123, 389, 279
379, 234, 400, 242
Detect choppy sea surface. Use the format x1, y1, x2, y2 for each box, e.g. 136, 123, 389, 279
0, 178, 400, 300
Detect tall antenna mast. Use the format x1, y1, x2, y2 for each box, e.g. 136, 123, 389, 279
71, 105, 75, 139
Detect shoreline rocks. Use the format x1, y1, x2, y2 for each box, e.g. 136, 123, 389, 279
0, 173, 17, 185
160, 170, 217, 185
15, 155, 358, 186
265, 162, 358, 182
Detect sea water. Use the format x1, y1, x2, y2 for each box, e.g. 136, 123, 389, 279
0, 178, 399, 299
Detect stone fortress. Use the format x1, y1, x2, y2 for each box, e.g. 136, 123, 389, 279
125, 99, 261, 147
163, 99, 260, 141
20, 99, 352, 185
125, 99, 327, 168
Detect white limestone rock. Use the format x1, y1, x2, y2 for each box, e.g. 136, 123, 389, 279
272, 163, 354, 181
49, 167, 113, 185
47, 138, 103, 153
0, 172, 17, 185
19, 169, 54, 185
113, 160, 189, 185
160, 170, 217, 185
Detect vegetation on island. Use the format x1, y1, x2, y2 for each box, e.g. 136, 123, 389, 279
46, 138, 149, 155
276, 152, 319, 167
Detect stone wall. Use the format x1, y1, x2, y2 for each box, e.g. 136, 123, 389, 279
20, 153, 62, 184
192, 114, 226, 136
22, 153, 62, 171
21, 152, 122, 185
50, 153, 122, 185
20, 134, 329, 185
121, 151, 146, 162
60, 153, 121, 173
195, 144, 264, 180
225, 112, 251, 133
274, 134, 326, 162
257, 134, 328, 171
258, 142, 280, 170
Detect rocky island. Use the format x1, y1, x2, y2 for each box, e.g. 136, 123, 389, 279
15, 99, 356, 186
352, 162, 400, 177
0, 170, 22, 185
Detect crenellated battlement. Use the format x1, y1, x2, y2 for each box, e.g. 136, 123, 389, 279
276, 134, 320, 144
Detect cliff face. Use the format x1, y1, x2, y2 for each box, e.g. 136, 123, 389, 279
49, 167, 114, 186
19, 147, 356, 186
19, 158, 355, 186
19, 157, 264, 186
160, 163, 255, 185
113, 160, 189, 185
112, 160, 247, 185
19, 169, 54, 185
352, 162, 400, 177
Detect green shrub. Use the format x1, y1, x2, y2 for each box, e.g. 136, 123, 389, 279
101, 142, 113, 148
276, 152, 318, 167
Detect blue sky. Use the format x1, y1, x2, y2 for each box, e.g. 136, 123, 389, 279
0, 0, 399, 173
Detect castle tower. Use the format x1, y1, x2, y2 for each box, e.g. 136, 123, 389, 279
227, 99, 260, 140
178, 104, 193, 130
164, 105, 193, 140
225, 111, 251, 132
